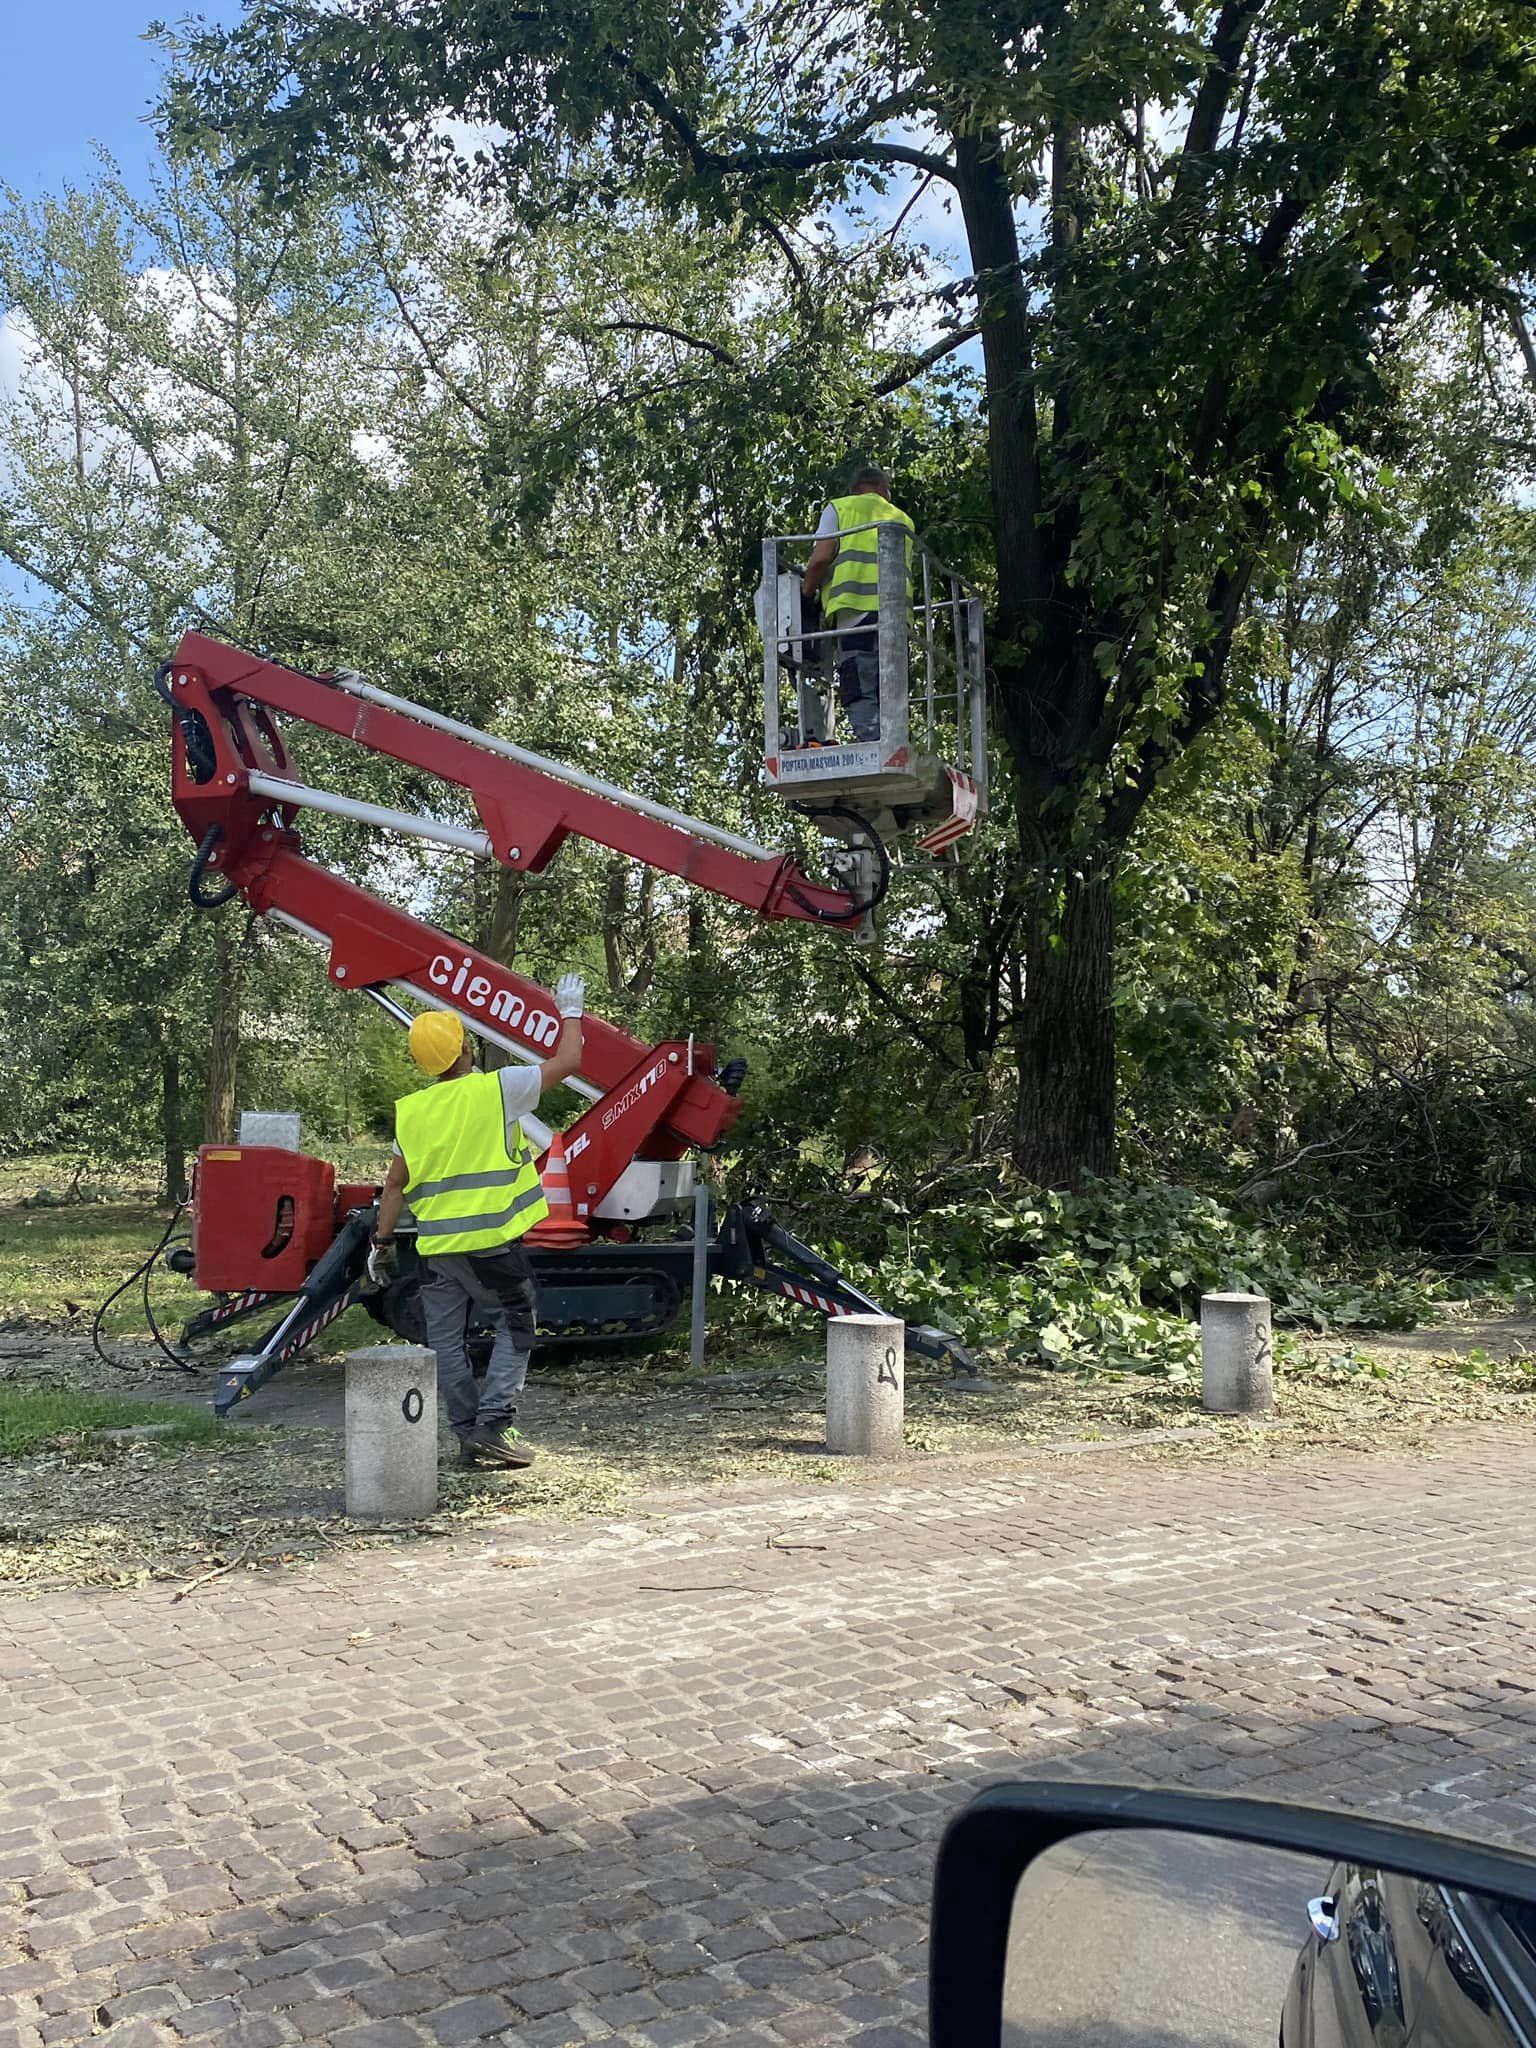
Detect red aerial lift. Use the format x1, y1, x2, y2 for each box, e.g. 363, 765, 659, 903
159, 616, 981, 1413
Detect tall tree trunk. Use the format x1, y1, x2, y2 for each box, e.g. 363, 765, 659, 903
158, 1025, 185, 1202
951, 129, 1044, 652
684, 896, 710, 1039
955, 124, 1123, 1187
477, 863, 528, 1069
602, 857, 627, 995
203, 916, 244, 1144
1013, 863, 1117, 1187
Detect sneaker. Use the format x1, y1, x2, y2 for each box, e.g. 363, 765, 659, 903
465, 1423, 536, 1469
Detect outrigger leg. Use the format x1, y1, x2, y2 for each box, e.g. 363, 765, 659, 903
715, 1200, 977, 1375
213, 1212, 372, 1415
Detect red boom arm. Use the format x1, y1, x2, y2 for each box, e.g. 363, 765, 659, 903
164, 635, 758, 1186
168, 632, 857, 924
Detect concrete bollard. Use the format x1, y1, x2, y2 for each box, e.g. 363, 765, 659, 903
345, 1346, 438, 1517
1200, 1293, 1274, 1414
826, 1315, 905, 1458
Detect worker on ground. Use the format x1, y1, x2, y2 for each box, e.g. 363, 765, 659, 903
367, 975, 585, 1469
800, 465, 915, 743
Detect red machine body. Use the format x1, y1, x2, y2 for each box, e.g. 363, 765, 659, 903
161, 634, 981, 1404
191, 1146, 337, 1293
163, 632, 871, 1292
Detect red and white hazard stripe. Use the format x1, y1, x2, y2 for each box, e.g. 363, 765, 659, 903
210, 1289, 279, 1322
917, 768, 979, 856
277, 1292, 354, 1360
773, 1279, 857, 1319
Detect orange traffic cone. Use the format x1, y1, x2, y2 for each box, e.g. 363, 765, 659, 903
525, 1129, 589, 1245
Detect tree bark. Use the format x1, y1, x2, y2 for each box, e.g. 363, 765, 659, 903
951, 121, 1123, 1185
158, 1026, 185, 1203
203, 916, 244, 1144
951, 129, 1044, 656
602, 857, 627, 995
478, 864, 528, 1069
1013, 864, 1117, 1187
684, 895, 711, 1038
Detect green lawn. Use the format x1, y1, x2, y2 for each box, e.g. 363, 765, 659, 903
0, 1387, 225, 1458
0, 1197, 203, 1334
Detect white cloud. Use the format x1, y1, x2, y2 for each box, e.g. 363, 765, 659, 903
0, 307, 43, 406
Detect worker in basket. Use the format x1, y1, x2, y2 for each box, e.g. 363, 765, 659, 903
800, 464, 915, 743
367, 976, 585, 1468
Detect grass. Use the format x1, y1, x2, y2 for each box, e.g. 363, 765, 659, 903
0, 1388, 225, 1458
0, 1195, 203, 1336
0, 1151, 387, 1342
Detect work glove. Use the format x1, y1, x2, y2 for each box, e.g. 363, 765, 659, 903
366, 1237, 397, 1288
554, 971, 585, 1019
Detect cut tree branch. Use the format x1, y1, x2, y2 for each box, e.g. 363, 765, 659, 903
590, 319, 738, 366
872, 323, 979, 395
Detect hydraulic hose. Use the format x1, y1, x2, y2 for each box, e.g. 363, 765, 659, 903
787, 803, 892, 924
90, 1201, 201, 1376
188, 826, 239, 909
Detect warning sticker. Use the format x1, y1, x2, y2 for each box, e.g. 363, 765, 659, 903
774, 745, 883, 778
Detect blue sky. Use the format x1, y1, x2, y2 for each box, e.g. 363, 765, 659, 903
0, 6, 241, 203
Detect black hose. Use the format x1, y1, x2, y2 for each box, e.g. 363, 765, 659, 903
787, 803, 892, 923
142, 1234, 197, 1370
90, 1203, 201, 1376
188, 826, 239, 909
154, 658, 219, 782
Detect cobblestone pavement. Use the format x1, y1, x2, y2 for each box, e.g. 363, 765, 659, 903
3, 1425, 1535, 2048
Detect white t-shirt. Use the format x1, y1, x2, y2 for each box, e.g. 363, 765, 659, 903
394, 1062, 542, 1159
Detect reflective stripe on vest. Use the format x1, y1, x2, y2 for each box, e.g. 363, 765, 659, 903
822, 493, 915, 622
395, 1069, 549, 1256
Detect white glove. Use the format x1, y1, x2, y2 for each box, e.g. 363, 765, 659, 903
554, 971, 585, 1019
366, 1239, 396, 1288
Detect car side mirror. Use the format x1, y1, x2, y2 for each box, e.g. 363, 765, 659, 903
929, 1781, 1536, 2047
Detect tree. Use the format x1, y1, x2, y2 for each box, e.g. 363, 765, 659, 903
0, 156, 386, 1160
161, 0, 1536, 1186
1113, 392, 1536, 1250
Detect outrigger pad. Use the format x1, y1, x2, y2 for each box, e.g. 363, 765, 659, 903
906, 1323, 980, 1377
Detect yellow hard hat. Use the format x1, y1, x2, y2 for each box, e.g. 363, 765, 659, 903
408, 1009, 465, 1076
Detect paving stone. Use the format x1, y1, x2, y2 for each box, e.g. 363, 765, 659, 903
424, 1996, 516, 2043
2, 1430, 1535, 2045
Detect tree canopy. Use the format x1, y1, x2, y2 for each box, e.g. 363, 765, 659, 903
160, 0, 1536, 1182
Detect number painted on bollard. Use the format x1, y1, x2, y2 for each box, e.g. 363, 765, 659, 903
879, 1346, 900, 1388
401, 1387, 424, 1424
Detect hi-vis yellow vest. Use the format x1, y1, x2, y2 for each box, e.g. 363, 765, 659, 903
395, 1070, 548, 1257
822, 493, 915, 623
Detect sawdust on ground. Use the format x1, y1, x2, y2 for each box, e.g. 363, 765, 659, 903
0, 1312, 1531, 1593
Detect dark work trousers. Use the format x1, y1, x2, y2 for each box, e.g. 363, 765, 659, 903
835, 625, 881, 741
418, 1241, 537, 1439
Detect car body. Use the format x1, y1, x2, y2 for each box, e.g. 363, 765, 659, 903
1283, 1861, 1536, 2048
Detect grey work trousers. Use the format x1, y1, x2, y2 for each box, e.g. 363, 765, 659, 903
418, 1242, 536, 1439
836, 626, 881, 741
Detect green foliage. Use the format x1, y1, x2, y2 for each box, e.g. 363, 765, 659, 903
158, 0, 1536, 1189
788, 1174, 1438, 1378
0, 26, 1533, 1311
